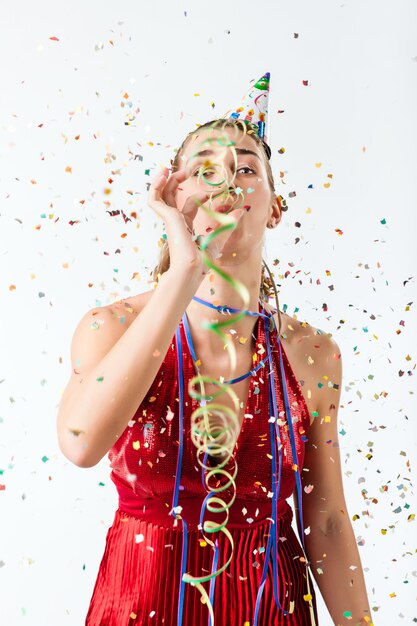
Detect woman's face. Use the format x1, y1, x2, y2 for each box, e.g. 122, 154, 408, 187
174, 126, 280, 260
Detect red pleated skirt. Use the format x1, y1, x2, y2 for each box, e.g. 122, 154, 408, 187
85, 506, 319, 626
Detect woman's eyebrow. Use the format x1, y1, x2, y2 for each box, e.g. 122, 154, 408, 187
187, 147, 261, 164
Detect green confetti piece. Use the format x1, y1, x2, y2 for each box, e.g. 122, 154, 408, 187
41, 456, 49, 463
98, 481, 105, 487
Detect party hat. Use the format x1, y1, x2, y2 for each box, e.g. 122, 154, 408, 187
223, 72, 270, 146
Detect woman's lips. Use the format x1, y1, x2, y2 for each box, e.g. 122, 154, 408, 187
214, 204, 232, 213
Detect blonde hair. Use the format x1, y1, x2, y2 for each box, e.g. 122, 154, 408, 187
150, 119, 283, 300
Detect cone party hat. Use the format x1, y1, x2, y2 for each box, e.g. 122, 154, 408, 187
223, 72, 270, 146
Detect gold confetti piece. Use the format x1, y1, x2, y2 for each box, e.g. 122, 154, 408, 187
323, 182, 331, 188
303, 593, 312, 602
130, 613, 137, 619
257, 343, 265, 355
239, 336, 248, 344
132, 441, 140, 450
324, 415, 331, 423
315, 162, 322, 168
389, 592, 396, 598
149, 396, 156, 402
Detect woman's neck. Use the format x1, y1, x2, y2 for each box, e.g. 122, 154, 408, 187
185, 254, 267, 355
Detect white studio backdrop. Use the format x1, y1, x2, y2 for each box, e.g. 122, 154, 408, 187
0, 1, 416, 624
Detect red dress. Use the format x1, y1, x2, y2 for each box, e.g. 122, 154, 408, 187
86, 304, 319, 625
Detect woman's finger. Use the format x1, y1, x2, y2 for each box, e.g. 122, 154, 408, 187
181, 191, 211, 232
161, 170, 188, 208
148, 171, 167, 203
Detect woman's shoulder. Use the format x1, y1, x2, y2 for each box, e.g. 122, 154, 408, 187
261, 299, 332, 346
261, 301, 340, 420
103, 289, 155, 331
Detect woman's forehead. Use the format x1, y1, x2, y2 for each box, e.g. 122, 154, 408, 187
181, 127, 261, 161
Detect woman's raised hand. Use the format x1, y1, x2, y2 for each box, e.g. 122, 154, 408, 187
148, 166, 245, 276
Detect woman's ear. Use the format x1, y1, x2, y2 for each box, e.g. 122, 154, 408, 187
267, 195, 282, 228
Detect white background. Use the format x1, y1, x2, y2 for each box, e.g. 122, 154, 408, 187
1, 1, 416, 624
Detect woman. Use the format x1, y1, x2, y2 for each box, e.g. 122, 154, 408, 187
57, 118, 373, 625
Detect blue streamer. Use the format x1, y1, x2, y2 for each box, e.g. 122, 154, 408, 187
173, 326, 189, 626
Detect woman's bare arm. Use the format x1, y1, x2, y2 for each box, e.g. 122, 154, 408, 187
294, 334, 373, 626
56, 267, 204, 468
56, 164, 245, 468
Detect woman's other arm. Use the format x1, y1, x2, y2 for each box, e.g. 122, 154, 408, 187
294, 334, 373, 626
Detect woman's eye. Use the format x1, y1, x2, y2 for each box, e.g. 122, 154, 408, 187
237, 166, 255, 175
193, 168, 215, 177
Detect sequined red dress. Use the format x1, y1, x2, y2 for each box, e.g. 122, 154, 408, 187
85, 303, 319, 625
